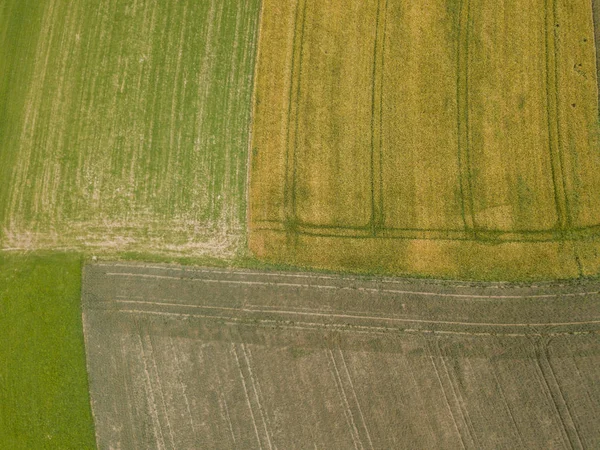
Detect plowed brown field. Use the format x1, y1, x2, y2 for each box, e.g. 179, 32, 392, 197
83, 263, 600, 449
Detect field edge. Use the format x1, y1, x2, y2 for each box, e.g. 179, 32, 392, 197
249, 229, 600, 281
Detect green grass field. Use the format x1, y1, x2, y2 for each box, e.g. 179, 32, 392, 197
249, 0, 600, 280
0, 253, 96, 449
0, 0, 261, 259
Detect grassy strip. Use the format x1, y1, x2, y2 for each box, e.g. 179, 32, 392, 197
0, 252, 96, 449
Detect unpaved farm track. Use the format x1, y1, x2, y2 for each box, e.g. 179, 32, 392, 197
249, 0, 600, 280
83, 263, 600, 449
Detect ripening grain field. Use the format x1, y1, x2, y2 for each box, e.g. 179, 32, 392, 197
249, 0, 600, 280
0, 0, 260, 258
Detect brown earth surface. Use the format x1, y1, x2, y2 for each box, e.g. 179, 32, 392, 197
83, 263, 600, 449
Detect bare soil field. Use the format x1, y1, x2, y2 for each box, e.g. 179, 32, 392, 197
249, 0, 600, 280
83, 263, 600, 449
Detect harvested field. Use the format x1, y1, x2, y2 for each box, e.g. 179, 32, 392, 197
249, 0, 600, 279
83, 263, 600, 448
0, 0, 260, 258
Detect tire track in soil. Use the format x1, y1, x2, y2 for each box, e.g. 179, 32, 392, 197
457, 0, 475, 233
327, 349, 363, 450
423, 336, 469, 449
240, 344, 276, 450
82, 263, 600, 448
489, 355, 527, 448
530, 337, 581, 449
232, 343, 264, 450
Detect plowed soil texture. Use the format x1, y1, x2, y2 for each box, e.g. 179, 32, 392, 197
83, 263, 600, 449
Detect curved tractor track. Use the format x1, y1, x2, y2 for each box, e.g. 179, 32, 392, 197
83, 263, 600, 449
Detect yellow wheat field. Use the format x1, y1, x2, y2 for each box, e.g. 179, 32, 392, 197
250, 0, 600, 280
